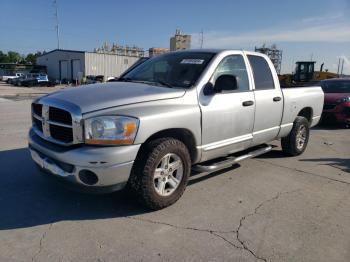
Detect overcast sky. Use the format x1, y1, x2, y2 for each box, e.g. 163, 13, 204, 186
1, 0, 349, 74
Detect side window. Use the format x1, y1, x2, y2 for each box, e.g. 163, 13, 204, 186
212, 55, 250, 91
247, 55, 275, 90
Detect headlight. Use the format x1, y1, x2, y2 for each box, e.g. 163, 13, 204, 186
84, 116, 139, 145
336, 96, 350, 104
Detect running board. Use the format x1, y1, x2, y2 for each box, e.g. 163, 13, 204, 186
192, 145, 272, 173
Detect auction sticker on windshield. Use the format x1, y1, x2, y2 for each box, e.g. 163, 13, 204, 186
180, 59, 205, 64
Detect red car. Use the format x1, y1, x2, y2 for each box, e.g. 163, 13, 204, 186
321, 78, 350, 124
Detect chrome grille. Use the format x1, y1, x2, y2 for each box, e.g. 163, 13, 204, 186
32, 103, 42, 116
31, 102, 80, 146
49, 107, 72, 125
50, 125, 73, 142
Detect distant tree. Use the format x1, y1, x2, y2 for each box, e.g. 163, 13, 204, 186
0, 51, 7, 63
7, 51, 22, 63
0, 50, 44, 64
25, 51, 44, 64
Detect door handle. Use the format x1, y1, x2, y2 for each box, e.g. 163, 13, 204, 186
242, 100, 254, 107
273, 96, 282, 102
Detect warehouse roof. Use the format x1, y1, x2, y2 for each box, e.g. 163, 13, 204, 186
38, 49, 86, 57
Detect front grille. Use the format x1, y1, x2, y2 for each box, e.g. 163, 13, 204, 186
342, 107, 350, 117
49, 107, 72, 125
33, 117, 43, 132
50, 125, 74, 143
32, 103, 42, 116
323, 104, 336, 110
31, 102, 76, 145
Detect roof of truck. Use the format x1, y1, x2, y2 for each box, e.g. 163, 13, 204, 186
172, 49, 264, 56
173, 49, 233, 53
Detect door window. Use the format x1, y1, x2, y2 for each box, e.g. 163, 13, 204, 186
248, 55, 275, 90
212, 55, 250, 91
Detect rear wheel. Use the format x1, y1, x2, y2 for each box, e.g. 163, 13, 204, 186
281, 116, 310, 156
129, 138, 191, 210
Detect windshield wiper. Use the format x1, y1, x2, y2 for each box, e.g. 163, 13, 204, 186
117, 77, 133, 82
153, 80, 174, 88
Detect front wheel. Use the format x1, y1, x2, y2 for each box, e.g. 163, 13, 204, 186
129, 138, 191, 210
281, 116, 310, 156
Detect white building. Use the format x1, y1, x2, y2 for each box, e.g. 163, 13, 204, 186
37, 49, 141, 82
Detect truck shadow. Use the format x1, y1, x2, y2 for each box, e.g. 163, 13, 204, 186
257, 150, 350, 173
312, 122, 349, 130
0, 147, 240, 230
0, 147, 149, 230
299, 158, 350, 173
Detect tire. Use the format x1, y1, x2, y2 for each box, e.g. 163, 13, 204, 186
281, 116, 310, 156
129, 138, 191, 210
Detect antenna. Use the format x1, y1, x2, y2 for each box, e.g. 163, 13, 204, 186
53, 0, 60, 49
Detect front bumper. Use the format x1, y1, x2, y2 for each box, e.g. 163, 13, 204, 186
322, 102, 350, 124
28, 128, 141, 193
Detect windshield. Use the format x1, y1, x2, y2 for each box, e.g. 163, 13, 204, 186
122, 52, 215, 88
321, 80, 350, 93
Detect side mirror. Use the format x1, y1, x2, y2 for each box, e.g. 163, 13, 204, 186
214, 74, 238, 93
203, 82, 215, 96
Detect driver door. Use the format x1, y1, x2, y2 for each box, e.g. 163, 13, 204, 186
198, 54, 255, 161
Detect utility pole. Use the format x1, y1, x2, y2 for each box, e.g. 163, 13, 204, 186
53, 0, 60, 49
199, 30, 204, 49
340, 58, 344, 77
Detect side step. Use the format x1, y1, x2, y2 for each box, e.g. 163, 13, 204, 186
192, 145, 272, 173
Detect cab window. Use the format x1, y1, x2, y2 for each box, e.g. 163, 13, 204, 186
212, 55, 250, 91
247, 55, 275, 90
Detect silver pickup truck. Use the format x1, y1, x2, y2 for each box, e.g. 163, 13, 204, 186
28, 50, 324, 209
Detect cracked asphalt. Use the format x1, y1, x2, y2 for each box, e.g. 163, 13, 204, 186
0, 86, 349, 261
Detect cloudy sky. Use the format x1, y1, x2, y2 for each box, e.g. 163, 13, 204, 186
1, 0, 349, 74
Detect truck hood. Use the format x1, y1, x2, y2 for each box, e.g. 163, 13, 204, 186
39, 82, 186, 113
324, 93, 350, 104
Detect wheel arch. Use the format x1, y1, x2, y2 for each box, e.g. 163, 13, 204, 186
297, 107, 313, 124
138, 128, 199, 164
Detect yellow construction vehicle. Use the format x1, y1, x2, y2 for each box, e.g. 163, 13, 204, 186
279, 61, 337, 87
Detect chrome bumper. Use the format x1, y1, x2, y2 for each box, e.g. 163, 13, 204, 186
28, 128, 140, 192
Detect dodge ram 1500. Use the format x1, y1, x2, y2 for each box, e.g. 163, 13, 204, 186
28, 50, 324, 209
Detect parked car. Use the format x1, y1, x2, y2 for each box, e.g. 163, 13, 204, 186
21, 74, 51, 87
28, 50, 324, 209
9, 74, 29, 85
13, 74, 32, 86
1, 73, 24, 82
320, 78, 350, 124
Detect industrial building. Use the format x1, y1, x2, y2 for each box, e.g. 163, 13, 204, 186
148, 48, 169, 57
37, 49, 141, 82
170, 29, 191, 51
255, 44, 282, 74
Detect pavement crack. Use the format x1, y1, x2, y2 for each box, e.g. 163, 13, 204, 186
31, 223, 53, 262
211, 232, 242, 249
235, 190, 300, 262
255, 159, 350, 186
126, 216, 241, 249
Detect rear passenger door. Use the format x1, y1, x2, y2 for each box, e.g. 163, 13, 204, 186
247, 54, 283, 145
